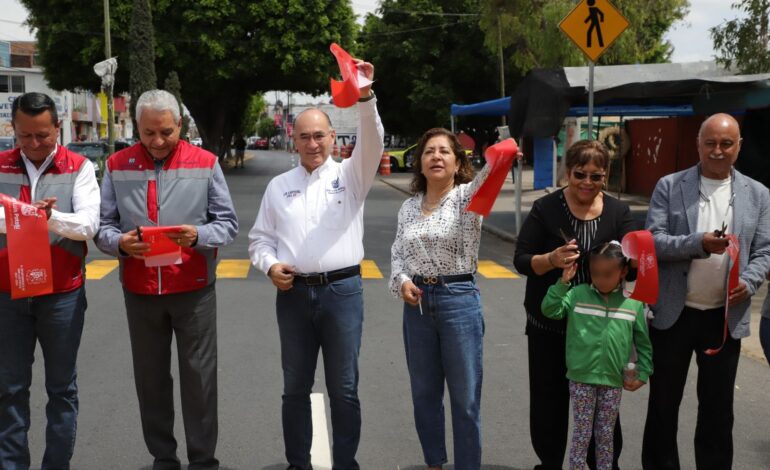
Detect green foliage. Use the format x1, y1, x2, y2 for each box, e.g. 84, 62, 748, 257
479, 0, 689, 70
241, 94, 267, 136
711, 0, 770, 74
163, 71, 190, 139
360, 0, 506, 139
257, 116, 278, 139
129, 0, 158, 128
21, 0, 358, 154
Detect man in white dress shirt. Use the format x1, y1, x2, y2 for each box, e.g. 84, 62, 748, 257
249, 59, 383, 470
0, 92, 100, 468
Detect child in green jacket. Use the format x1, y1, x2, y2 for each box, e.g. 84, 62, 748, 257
542, 241, 653, 470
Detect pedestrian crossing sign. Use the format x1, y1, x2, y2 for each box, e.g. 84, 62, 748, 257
559, 0, 629, 62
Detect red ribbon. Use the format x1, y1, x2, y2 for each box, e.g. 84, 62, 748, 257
705, 234, 740, 356
1, 194, 53, 299
465, 138, 518, 216
621, 230, 659, 304
140, 225, 184, 267
329, 43, 360, 109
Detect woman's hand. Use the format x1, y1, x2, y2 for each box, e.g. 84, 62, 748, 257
401, 280, 422, 306
549, 239, 581, 269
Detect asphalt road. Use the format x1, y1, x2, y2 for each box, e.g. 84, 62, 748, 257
24, 149, 770, 469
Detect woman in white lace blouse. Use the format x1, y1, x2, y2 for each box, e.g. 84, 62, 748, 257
390, 127, 494, 470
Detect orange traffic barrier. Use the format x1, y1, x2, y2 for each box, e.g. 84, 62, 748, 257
379, 152, 391, 176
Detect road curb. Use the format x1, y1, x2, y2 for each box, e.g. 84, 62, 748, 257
378, 177, 518, 244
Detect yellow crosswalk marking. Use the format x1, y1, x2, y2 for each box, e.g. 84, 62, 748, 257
86, 260, 119, 280
216, 259, 251, 278
477, 260, 519, 279
360, 259, 383, 279
83, 259, 519, 282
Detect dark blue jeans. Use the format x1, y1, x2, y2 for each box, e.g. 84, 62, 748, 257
403, 279, 484, 470
276, 275, 363, 470
0, 286, 86, 470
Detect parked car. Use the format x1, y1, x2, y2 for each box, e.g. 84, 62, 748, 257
385, 144, 417, 172
66, 142, 108, 179
254, 136, 269, 150
0, 137, 14, 151
191, 137, 203, 147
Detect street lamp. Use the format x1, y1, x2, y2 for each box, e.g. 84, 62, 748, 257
93, 57, 117, 156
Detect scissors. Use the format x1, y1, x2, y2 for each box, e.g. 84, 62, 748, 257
714, 220, 728, 238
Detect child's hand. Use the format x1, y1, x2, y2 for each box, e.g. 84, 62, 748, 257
561, 262, 577, 284
623, 379, 645, 391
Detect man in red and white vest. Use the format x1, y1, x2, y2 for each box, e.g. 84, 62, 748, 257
0, 92, 100, 469
95, 90, 238, 470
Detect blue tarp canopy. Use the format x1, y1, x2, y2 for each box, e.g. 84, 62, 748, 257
451, 97, 511, 117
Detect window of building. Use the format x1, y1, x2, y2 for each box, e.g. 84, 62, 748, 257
0, 75, 25, 93
11, 75, 24, 93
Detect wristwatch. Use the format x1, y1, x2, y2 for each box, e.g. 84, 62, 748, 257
358, 91, 375, 102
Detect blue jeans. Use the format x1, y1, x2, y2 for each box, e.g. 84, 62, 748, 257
276, 275, 363, 470
403, 279, 484, 470
761, 316, 770, 367
0, 286, 86, 470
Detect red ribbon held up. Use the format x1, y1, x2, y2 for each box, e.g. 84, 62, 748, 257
329, 43, 360, 108
705, 234, 740, 356
621, 230, 659, 305
465, 138, 518, 217
1, 194, 53, 299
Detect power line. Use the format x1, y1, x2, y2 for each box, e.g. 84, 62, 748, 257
360, 17, 477, 38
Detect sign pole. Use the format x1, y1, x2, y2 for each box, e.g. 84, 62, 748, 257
587, 60, 595, 140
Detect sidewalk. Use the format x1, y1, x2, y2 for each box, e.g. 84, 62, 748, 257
378, 167, 769, 365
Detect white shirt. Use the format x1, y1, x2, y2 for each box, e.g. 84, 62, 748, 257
389, 164, 491, 297
0, 145, 100, 240
686, 175, 733, 309
248, 99, 384, 274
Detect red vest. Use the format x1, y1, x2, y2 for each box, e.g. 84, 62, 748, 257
0, 146, 88, 294
106, 141, 218, 295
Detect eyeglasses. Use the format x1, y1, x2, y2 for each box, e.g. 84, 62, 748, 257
572, 170, 606, 182
297, 132, 330, 144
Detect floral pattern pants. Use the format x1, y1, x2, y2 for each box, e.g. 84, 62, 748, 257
568, 380, 622, 470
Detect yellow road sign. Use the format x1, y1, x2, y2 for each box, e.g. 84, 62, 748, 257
559, 0, 629, 62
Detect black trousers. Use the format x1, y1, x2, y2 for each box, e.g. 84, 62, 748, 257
124, 284, 219, 470
642, 306, 740, 470
528, 329, 622, 470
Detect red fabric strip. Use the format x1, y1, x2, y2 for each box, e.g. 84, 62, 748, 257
705, 234, 740, 356
329, 43, 360, 109
465, 138, 518, 217
621, 230, 659, 304
146, 180, 158, 224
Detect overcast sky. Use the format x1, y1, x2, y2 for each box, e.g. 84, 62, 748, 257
0, 0, 746, 64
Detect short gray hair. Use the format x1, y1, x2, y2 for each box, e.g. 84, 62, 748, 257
136, 89, 181, 123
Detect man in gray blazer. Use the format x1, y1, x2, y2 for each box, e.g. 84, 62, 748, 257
641, 113, 770, 470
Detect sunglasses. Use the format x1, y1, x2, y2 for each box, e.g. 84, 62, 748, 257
572, 170, 606, 182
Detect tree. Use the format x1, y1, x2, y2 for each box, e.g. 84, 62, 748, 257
479, 0, 689, 71
257, 116, 278, 140
711, 0, 770, 74
240, 94, 267, 136
129, 0, 157, 134
360, 0, 506, 139
21, 0, 357, 156
163, 71, 190, 139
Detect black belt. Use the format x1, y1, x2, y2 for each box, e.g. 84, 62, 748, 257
413, 273, 475, 285
294, 265, 361, 286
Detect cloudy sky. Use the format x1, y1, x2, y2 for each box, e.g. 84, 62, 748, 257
0, 0, 745, 63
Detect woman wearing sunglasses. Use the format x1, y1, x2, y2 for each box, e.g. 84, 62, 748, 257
513, 139, 639, 470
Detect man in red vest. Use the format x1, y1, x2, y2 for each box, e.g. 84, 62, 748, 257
95, 90, 238, 470
0, 92, 100, 469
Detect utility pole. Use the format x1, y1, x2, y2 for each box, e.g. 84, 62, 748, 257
498, 14, 506, 126
103, 0, 115, 156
